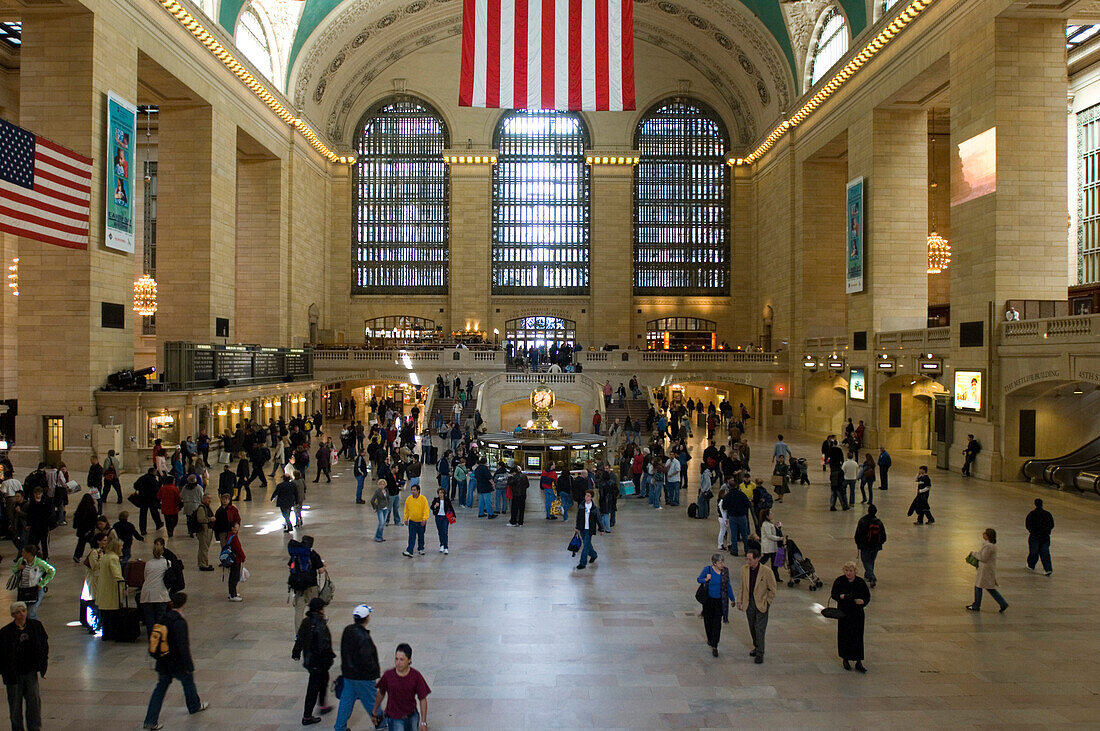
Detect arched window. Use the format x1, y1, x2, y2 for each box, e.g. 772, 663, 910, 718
235, 5, 274, 81
880, 0, 900, 18
633, 99, 730, 294
492, 110, 590, 294
808, 7, 849, 86
354, 98, 449, 294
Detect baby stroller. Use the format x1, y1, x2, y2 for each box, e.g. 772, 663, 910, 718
789, 458, 810, 485
783, 536, 823, 590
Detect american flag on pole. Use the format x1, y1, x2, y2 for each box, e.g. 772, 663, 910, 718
460, 0, 635, 111
0, 117, 93, 250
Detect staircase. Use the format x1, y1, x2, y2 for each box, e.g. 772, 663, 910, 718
603, 391, 651, 436
429, 386, 480, 428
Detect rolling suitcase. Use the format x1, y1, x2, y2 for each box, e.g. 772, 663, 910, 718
112, 581, 142, 643
123, 558, 146, 589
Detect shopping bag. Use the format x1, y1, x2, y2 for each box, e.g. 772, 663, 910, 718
619, 480, 635, 496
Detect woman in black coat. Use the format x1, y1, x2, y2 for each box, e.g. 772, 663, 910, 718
830, 560, 871, 672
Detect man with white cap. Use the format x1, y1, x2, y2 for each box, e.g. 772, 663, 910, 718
334, 604, 381, 731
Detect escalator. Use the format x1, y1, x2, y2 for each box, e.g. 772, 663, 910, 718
1022, 435, 1100, 492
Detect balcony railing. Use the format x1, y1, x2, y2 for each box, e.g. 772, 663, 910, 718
1001, 314, 1100, 342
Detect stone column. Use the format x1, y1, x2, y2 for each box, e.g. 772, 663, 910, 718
155, 103, 237, 345
13, 11, 138, 466
235, 155, 283, 344
588, 160, 634, 347
447, 158, 494, 333
948, 17, 1068, 479
845, 107, 929, 446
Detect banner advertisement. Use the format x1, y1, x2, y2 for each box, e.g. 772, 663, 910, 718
849, 368, 866, 401
105, 91, 137, 253
954, 370, 983, 413
846, 176, 864, 294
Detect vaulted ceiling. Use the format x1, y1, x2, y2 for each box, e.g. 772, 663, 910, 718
213, 0, 870, 147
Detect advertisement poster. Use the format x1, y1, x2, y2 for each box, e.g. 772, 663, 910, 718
105, 91, 137, 253
849, 368, 866, 401
954, 370, 983, 412
846, 176, 864, 294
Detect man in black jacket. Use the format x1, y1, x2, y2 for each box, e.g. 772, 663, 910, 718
292, 597, 335, 725
134, 468, 164, 536
507, 466, 529, 527
573, 489, 605, 570
142, 592, 208, 729
854, 504, 887, 587
1025, 498, 1055, 575
334, 604, 381, 731
0, 601, 49, 731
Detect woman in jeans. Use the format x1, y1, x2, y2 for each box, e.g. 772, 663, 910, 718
225, 522, 245, 601
697, 553, 734, 657
372, 643, 432, 731
758, 509, 784, 581
966, 528, 1008, 612
430, 488, 455, 554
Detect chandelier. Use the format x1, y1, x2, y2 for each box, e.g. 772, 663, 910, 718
7, 258, 17, 296
133, 274, 158, 316
926, 231, 951, 274
926, 134, 951, 274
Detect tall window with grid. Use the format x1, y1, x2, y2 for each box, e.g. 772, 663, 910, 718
633, 99, 730, 295
492, 110, 590, 295
1079, 103, 1100, 284
354, 98, 449, 294
809, 7, 849, 87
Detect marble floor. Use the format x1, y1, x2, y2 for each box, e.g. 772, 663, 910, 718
5, 427, 1100, 729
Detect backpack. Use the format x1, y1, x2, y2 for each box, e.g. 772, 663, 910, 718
164, 559, 185, 593
287, 540, 313, 592
687, 503, 699, 519
219, 536, 237, 567
149, 622, 170, 659
865, 520, 885, 549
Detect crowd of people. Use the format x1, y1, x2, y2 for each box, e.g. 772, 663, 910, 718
0, 387, 1066, 728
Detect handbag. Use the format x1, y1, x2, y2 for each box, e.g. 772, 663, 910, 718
127, 492, 143, 508
822, 598, 845, 620
965, 553, 980, 568
567, 534, 582, 555
318, 572, 335, 604
695, 581, 708, 605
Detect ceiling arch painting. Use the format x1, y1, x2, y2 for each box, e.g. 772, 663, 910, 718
214, 0, 869, 148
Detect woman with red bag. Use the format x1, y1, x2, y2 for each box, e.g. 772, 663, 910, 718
429, 488, 455, 555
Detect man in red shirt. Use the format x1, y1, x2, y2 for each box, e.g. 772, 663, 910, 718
372, 643, 430, 731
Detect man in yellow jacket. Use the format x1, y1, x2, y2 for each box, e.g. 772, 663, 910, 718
402, 484, 430, 558
737, 548, 778, 664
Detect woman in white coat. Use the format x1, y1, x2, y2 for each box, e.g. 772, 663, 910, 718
966, 528, 1008, 612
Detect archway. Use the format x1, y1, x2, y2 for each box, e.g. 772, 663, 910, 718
505, 316, 576, 353
1004, 379, 1100, 480
876, 374, 946, 451
804, 371, 846, 437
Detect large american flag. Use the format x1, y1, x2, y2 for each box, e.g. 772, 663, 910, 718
0, 117, 93, 250
460, 0, 635, 111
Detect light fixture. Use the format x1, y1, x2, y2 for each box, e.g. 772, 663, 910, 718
217, 408, 228, 416
926, 135, 951, 273
133, 274, 158, 316
7, 258, 17, 296
1073, 384, 1084, 394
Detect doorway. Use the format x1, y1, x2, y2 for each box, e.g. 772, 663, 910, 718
43, 416, 64, 466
